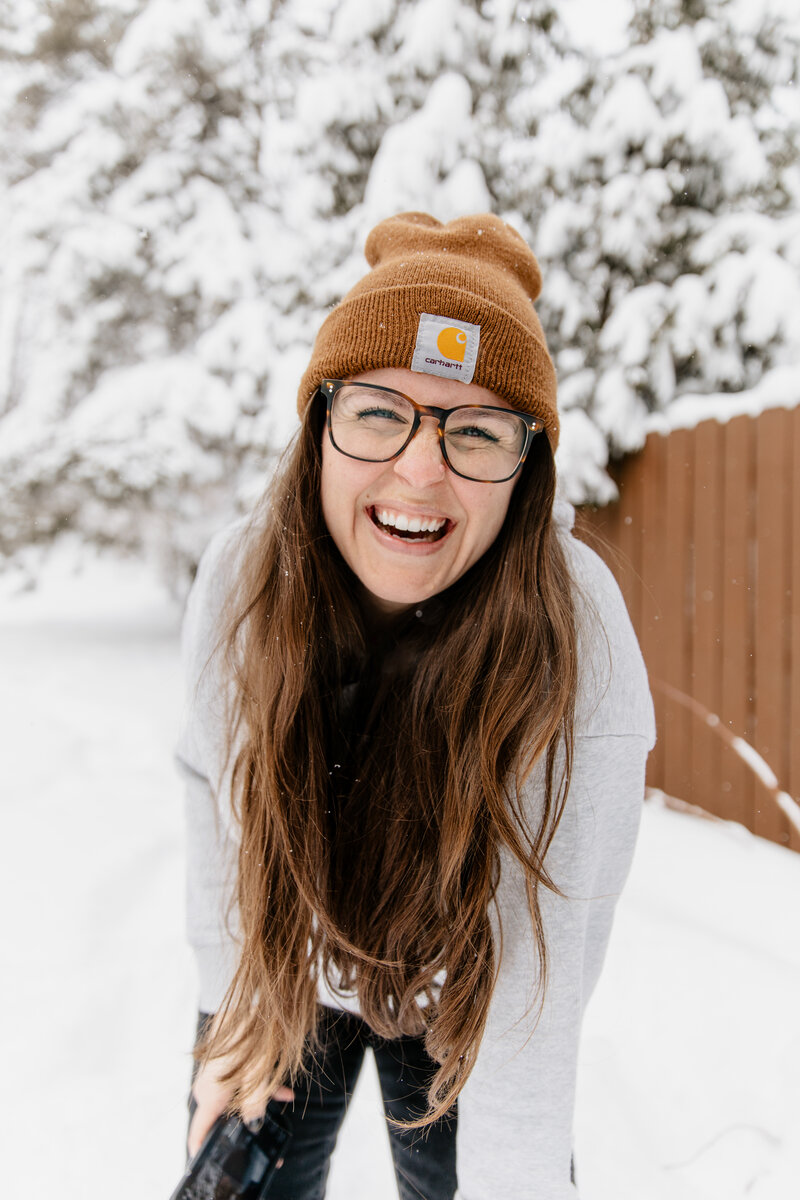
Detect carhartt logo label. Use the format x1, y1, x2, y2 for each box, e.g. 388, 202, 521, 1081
411, 314, 480, 383
437, 327, 467, 362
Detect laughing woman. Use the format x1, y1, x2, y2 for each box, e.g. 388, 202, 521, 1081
176, 212, 655, 1200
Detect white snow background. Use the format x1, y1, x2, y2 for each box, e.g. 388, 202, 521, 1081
1, 543, 798, 1200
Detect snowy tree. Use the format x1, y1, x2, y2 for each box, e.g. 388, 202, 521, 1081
1, 0, 283, 578
0, 0, 797, 582
511, 0, 800, 500
0, 0, 564, 581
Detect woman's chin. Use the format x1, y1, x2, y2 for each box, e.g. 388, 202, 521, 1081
357, 576, 441, 617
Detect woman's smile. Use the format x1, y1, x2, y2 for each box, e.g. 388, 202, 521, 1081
320, 368, 519, 614
368, 505, 451, 542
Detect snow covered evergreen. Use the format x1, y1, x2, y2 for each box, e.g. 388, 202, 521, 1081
530, 0, 800, 499
0, 0, 797, 578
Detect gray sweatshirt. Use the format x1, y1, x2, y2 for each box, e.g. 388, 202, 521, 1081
175, 501, 656, 1199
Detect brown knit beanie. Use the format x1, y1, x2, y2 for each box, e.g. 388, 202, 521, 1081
296, 211, 559, 449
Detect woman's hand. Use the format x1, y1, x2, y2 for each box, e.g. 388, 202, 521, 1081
187, 1055, 295, 1159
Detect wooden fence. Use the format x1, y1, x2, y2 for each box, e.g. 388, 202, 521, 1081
577, 405, 800, 854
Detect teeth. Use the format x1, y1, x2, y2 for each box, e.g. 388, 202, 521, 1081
375, 509, 446, 532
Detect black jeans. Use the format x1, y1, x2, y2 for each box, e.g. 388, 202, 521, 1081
189, 1007, 578, 1197
189, 1006, 457, 1200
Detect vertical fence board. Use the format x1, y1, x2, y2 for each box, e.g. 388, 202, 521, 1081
754, 409, 791, 846
719, 415, 754, 830
574, 499, 624, 617
661, 430, 694, 804
790, 413, 800, 852
614, 449, 647, 634
691, 419, 725, 818
638, 433, 667, 789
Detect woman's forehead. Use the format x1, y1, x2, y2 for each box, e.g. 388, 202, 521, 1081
345, 367, 515, 412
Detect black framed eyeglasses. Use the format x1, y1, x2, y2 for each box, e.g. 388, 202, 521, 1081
318, 379, 545, 483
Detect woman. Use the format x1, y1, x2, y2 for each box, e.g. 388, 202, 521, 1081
176, 212, 655, 1199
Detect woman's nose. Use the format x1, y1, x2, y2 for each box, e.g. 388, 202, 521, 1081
392, 419, 447, 488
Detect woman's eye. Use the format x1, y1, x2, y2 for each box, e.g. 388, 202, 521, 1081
451, 424, 499, 443
356, 406, 406, 423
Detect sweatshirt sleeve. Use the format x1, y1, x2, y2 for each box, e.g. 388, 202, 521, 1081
455, 535, 656, 1199
174, 523, 247, 1015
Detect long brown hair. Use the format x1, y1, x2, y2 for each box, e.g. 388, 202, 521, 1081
196, 394, 578, 1126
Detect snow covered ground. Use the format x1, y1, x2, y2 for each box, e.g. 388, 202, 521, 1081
1, 547, 798, 1200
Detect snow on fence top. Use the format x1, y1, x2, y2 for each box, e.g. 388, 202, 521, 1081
645, 366, 800, 435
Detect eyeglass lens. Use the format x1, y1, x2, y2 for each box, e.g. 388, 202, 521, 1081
329, 385, 528, 482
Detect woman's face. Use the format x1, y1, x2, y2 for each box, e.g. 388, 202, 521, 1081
320, 367, 520, 616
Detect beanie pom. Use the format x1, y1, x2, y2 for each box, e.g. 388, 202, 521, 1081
365, 212, 543, 303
